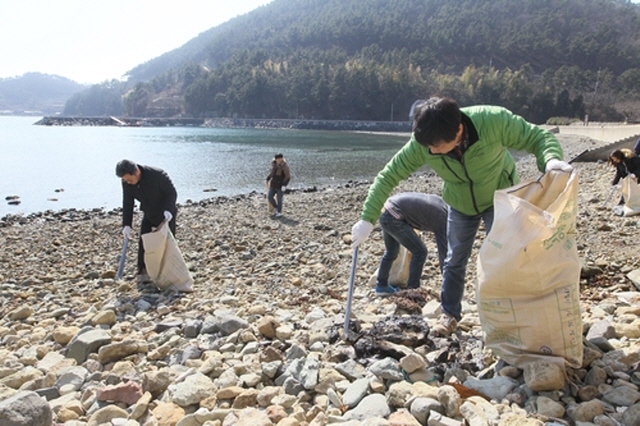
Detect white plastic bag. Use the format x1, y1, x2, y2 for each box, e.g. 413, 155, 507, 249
142, 221, 194, 292
614, 175, 640, 216
477, 170, 582, 368
266, 181, 275, 214
368, 245, 412, 287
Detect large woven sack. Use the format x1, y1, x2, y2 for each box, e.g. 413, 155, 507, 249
142, 221, 194, 292
477, 170, 582, 368
614, 175, 640, 216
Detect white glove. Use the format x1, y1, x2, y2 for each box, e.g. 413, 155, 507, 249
282, 186, 287, 192
122, 226, 132, 238
545, 159, 573, 173
351, 220, 374, 248
164, 210, 173, 221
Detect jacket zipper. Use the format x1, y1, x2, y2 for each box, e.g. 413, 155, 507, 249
442, 156, 479, 214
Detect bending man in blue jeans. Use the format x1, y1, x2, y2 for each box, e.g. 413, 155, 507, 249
375, 192, 448, 296
351, 97, 571, 336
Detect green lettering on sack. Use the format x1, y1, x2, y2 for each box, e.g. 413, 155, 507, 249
487, 329, 523, 347
486, 238, 503, 249
543, 224, 567, 250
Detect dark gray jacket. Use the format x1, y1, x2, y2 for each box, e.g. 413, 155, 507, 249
384, 192, 448, 267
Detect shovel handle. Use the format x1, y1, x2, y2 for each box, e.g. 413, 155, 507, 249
601, 186, 617, 207
116, 235, 129, 280
343, 246, 358, 338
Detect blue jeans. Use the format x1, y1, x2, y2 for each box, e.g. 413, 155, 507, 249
268, 188, 283, 213
441, 206, 494, 320
377, 211, 427, 289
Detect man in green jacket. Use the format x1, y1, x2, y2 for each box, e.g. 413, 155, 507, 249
351, 97, 572, 336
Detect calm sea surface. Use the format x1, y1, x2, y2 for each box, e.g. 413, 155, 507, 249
0, 116, 411, 217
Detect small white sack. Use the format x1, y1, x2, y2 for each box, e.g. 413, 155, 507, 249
142, 221, 194, 292
477, 170, 582, 368
266, 181, 275, 214
368, 245, 412, 287
614, 175, 640, 216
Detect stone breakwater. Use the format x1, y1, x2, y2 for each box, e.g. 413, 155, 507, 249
33, 116, 411, 133
202, 118, 411, 133
0, 134, 639, 426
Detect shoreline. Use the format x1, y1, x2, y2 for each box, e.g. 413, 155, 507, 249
0, 178, 374, 226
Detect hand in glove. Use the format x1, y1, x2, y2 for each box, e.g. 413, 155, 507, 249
282, 186, 287, 192
351, 220, 374, 248
545, 159, 573, 173
122, 226, 132, 238
164, 210, 173, 222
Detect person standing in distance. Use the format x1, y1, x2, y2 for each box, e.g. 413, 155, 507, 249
116, 159, 177, 281
351, 97, 570, 336
374, 192, 448, 296
266, 153, 291, 218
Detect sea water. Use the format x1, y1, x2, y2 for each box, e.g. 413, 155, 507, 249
0, 116, 411, 217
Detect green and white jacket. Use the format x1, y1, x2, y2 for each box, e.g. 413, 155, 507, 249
361, 105, 564, 222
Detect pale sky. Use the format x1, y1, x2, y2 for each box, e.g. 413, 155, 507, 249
0, 0, 274, 85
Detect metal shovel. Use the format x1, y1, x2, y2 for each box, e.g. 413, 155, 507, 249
601, 186, 617, 208
116, 235, 129, 280
343, 246, 358, 339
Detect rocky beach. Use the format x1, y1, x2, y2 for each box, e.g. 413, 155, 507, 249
0, 133, 639, 426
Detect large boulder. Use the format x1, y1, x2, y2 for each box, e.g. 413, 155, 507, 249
0, 390, 52, 426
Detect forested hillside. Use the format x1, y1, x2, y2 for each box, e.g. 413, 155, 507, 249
64, 0, 640, 124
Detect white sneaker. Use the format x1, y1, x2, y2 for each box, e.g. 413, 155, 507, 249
275, 212, 283, 218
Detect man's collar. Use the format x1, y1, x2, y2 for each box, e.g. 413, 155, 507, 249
461, 112, 478, 144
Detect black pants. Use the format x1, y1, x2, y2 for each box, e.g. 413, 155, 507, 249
137, 215, 177, 274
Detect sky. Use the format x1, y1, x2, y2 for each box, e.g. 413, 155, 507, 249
0, 0, 274, 85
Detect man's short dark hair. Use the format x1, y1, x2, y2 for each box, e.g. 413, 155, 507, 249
116, 159, 138, 177
412, 97, 462, 147
274, 153, 284, 159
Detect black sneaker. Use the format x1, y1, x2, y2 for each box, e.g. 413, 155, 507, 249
136, 272, 152, 284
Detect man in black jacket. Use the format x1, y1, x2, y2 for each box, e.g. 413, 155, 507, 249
116, 159, 178, 279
